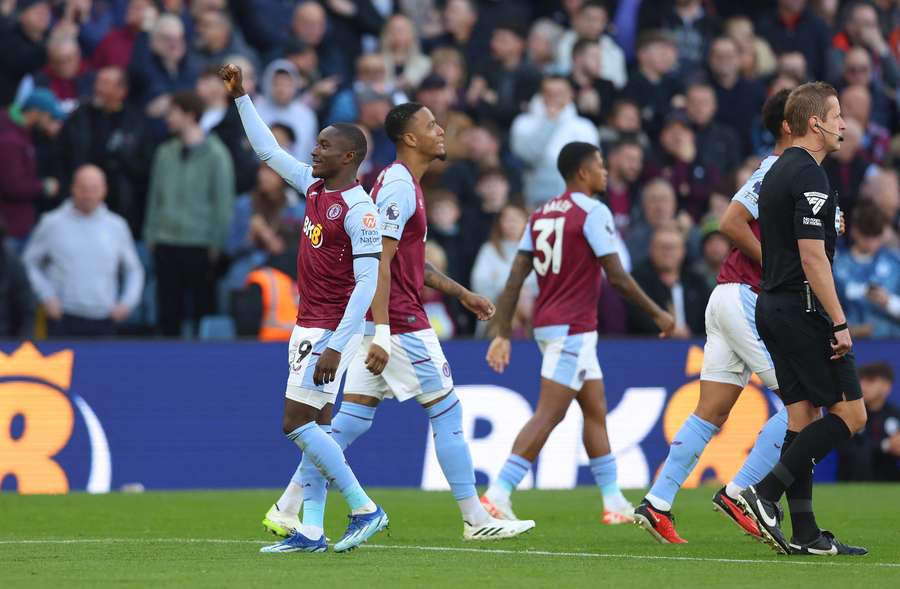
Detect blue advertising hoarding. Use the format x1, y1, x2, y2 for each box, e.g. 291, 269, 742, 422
1, 339, 898, 493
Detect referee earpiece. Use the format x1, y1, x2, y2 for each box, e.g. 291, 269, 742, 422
815, 122, 844, 142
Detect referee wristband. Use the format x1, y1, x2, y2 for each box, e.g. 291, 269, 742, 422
832, 322, 848, 333
371, 324, 391, 355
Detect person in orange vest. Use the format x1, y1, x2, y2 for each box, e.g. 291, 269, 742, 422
232, 234, 299, 341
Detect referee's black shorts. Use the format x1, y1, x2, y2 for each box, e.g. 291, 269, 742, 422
755, 291, 862, 408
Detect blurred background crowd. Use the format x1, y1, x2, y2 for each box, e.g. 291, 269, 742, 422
1, 0, 899, 343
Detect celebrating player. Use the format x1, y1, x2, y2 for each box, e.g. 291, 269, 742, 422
482, 142, 675, 525
633, 90, 793, 544
268, 102, 535, 541
221, 63, 388, 554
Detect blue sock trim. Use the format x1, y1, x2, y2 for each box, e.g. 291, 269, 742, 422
286, 422, 318, 443
425, 390, 459, 420
497, 454, 532, 493
337, 401, 377, 422
589, 454, 619, 496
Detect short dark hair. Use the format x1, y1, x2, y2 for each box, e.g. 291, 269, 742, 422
859, 361, 894, 383
330, 122, 368, 165
170, 90, 205, 121
270, 122, 296, 145
636, 30, 674, 52
494, 20, 527, 40
610, 136, 642, 154
385, 102, 425, 143
852, 199, 887, 237
557, 142, 600, 181
572, 37, 599, 60
579, 0, 608, 15
762, 88, 791, 139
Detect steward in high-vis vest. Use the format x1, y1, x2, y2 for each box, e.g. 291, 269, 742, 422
244, 266, 299, 341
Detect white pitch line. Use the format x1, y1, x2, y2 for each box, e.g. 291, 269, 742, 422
1, 538, 898, 569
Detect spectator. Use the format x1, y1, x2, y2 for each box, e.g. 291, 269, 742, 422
526, 18, 564, 74
643, 110, 722, 222
466, 21, 542, 131
707, 36, 766, 155
756, 0, 832, 80
22, 165, 144, 337
621, 30, 682, 139
425, 0, 482, 67
128, 13, 200, 117
510, 76, 598, 207
641, 0, 721, 76
429, 46, 468, 107
823, 117, 871, 223
839, 46, 893, 128
0, 87, 63, 241
724, 15, 777, 80
92, 0, 156, 70
837, 362, 900, 481
840, 84, 890, 165
283, 1, 345, 79
35, 35, 92, 112
193, 9, 259, 72
256, 59, 318, 164
196, 65, 258, 195
685, 81, 742, 174
0, 0, 57, 106
54, 66, 150, 237
320, 0, 384, 83
440, 125, 520, 211
423, 239, 456, 339
834, 201, 900, 338
556, 0, 627, 89
470, 203, 535, 336
380, 13, 431, 92
628, 225, 709, 338
625, 177, 701, 265
777, 50, 810, 81
827, 1, 900, 88
355, 86, 395, 172
143, 91, 234, 337
461, 166, 514, 254
426, 188, 464, 284
598, 98, 650, 150
691, 226, 731, 291
569, 38, 617, 126
327, 52, 406, 125
0, 221, 35, 338
605, 138, 644, 234
860, 168, 900, 242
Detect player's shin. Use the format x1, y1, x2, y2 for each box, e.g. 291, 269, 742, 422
287, 421, 376, 514
425, 391, 489, 524
646, 414, 719, 511
727, 407, 788, 498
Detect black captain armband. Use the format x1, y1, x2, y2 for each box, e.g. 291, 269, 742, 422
832, 322, 848, 333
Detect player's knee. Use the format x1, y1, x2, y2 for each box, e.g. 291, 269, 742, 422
693, 405, 729, 428
840, 401, 867, 434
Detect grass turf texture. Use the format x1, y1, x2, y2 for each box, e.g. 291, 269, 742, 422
1, 485, 898, 588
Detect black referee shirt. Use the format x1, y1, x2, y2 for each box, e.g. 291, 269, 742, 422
759, 147, 838, 292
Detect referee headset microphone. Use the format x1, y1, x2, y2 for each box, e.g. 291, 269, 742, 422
815, 121, 844, 142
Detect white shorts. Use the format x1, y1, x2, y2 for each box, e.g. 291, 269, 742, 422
534, 326, 603, 391
284, 325, 363, 409
701, 283, 778, 390
344, 327, 453, 404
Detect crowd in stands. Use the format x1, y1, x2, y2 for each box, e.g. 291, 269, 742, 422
1, 0, 899, 340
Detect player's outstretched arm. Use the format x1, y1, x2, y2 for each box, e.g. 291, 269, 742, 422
219, 63, 314, 193
365, 236, 398, 375
486, 251, 533, 373
599, 252, 675, 338
424, 262, 495, 321
720, 200, 761, 263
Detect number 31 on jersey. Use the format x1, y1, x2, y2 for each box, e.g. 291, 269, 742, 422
533, 218, 565, 276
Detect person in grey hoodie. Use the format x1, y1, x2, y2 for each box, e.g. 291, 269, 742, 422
255, 59, 317, 164
23, 164, 144, 337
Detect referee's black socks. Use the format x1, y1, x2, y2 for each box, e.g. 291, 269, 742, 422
777, 430, 819, 543
756, 414, 852, 505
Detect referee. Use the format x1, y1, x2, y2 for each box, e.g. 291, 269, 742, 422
737, 82, 868, 556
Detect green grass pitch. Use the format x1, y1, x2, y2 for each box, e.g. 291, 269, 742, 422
2, 485, 898, 588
